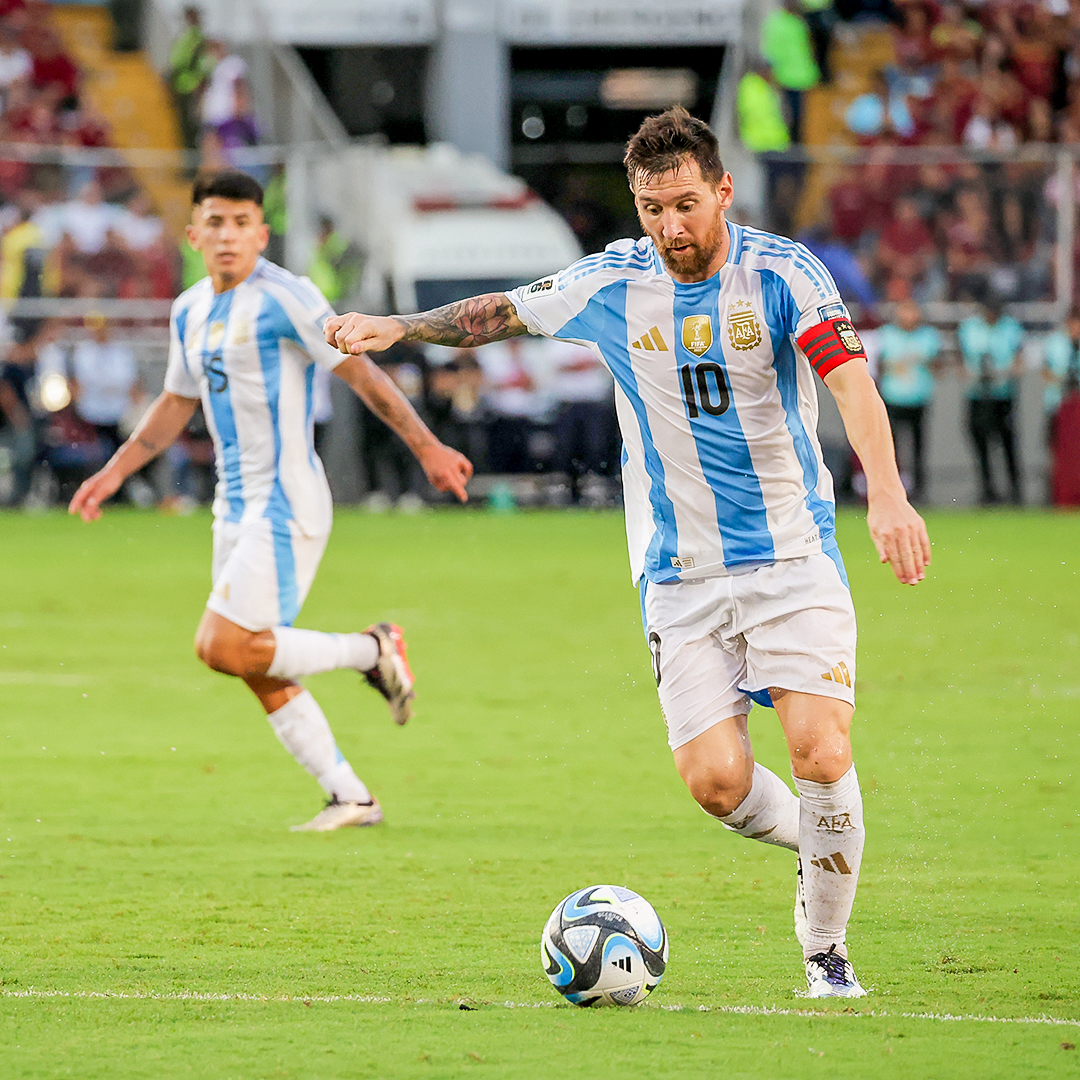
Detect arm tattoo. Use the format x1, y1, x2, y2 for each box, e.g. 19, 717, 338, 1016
392, 293, 526, 347
136, 435, 159, 453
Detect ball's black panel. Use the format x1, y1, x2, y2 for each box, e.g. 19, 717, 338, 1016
548, 910, 667, 998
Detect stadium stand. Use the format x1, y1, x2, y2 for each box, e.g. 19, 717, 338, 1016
783, 1, 1076, 308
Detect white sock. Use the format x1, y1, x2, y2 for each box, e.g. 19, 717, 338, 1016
793, 765, 864, 960
267, 627, 379, 679
716, 763, 800, 852
266, 689, 372, 804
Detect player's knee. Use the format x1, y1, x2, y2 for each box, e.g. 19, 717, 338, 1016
680, 760, 754, 818
787, 730, 851, 783
194, 626, 243, 675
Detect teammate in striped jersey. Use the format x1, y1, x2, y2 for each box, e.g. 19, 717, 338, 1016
325, 108, 930, 996
70, 170, 472, 832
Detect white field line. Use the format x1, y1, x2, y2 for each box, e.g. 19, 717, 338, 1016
2, 990, 1078, 1028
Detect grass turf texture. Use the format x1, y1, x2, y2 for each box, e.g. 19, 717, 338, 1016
0, 507, 1078, 1079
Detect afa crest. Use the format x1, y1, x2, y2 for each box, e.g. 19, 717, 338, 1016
834, 319, 864, 354
727, 300, 762, 351
681, 315, 712, 357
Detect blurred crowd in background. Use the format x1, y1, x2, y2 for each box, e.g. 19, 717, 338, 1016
0, 0, 1078, 514
740, 0, 1080, 308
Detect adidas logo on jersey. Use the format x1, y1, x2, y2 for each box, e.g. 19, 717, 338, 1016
821, 661, 852, 687
630, 327, 668, 352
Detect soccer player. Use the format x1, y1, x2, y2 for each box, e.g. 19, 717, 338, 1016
325, 108, 931, 997
69, 170, 473, 831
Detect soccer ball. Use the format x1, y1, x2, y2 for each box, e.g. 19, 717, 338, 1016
540, 884, 668, 1006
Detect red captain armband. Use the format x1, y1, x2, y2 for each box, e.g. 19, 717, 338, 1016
797, 318, 867, 380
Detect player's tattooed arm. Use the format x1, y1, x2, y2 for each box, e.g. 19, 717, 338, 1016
326, 294, 527, 355
393, 294, 527, 347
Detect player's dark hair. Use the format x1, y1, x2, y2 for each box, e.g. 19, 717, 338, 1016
623, 106, 725, 190
192, 169, 264, 207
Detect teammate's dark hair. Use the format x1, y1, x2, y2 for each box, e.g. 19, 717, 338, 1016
623, 106, 725, 190
192, 169, 264, 207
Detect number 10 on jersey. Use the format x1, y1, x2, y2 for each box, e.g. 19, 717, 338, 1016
680, 362, 730, 418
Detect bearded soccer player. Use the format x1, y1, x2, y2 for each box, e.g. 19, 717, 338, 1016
325, 107, 930, 996
70, 170, 473, 832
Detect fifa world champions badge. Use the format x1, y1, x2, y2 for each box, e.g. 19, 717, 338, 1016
727, 300, 763, 351
681, 314, 713, 357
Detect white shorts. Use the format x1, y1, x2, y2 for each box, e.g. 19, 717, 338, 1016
640, 547, 857, 752
207, 518, 329, 632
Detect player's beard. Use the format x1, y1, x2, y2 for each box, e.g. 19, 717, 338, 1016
654, 206, 726, 278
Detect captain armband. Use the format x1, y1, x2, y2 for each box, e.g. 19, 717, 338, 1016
796, 318, 867, 380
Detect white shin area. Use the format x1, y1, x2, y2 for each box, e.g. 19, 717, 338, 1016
716, 762, 800, 852
266, 689, 371, 804
793, 764, 864, 960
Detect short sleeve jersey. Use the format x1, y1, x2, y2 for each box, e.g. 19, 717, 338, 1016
875, 323, 940, 407
1041, 331, 1080, 413
163, 257, 344, 536
508, 223, 853, 585
957, 315, 1025, 400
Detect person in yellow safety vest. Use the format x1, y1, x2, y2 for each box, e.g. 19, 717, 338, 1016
307, 216, 363, 309
738, 60, 800, 236
262, 166, 287, 266
168, 6, 211, 149
761, 0, 821, 144
737, 62, 791, 154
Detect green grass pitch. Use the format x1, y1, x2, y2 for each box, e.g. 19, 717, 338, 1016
1, 506, 1078, 1079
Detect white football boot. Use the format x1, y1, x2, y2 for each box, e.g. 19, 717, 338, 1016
804, 944, 868, 998
362, 622, 415, 725
794, 857, 807, 949
290, 797, 384, 832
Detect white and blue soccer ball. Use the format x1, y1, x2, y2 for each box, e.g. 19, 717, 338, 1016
540, 884, 668, 1006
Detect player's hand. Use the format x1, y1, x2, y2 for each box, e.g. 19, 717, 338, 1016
324, 312, 403, 355
68, 468, 123, 522
418, 443, 473, 503
867, 493, 931, 585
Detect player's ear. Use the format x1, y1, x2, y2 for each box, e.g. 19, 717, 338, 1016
185, 220, 200, 251
715, 172, 735, 211
256, 220, 270, 252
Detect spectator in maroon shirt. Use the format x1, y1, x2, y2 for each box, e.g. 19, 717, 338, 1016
6, 88, 61, 142
923, 58, 979, 141
875, 194, 936, 292
28, 28, 78, 103
1007, 3, 1063, 103
0, 0, 27, 33
929, 0, 982, 63
892, 3, 938, 70
827, 165, 877, 247
943, 182, 999, 300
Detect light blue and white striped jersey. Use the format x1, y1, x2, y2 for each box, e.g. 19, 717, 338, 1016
508, 222, 850, 585
163, 257, 344, 535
